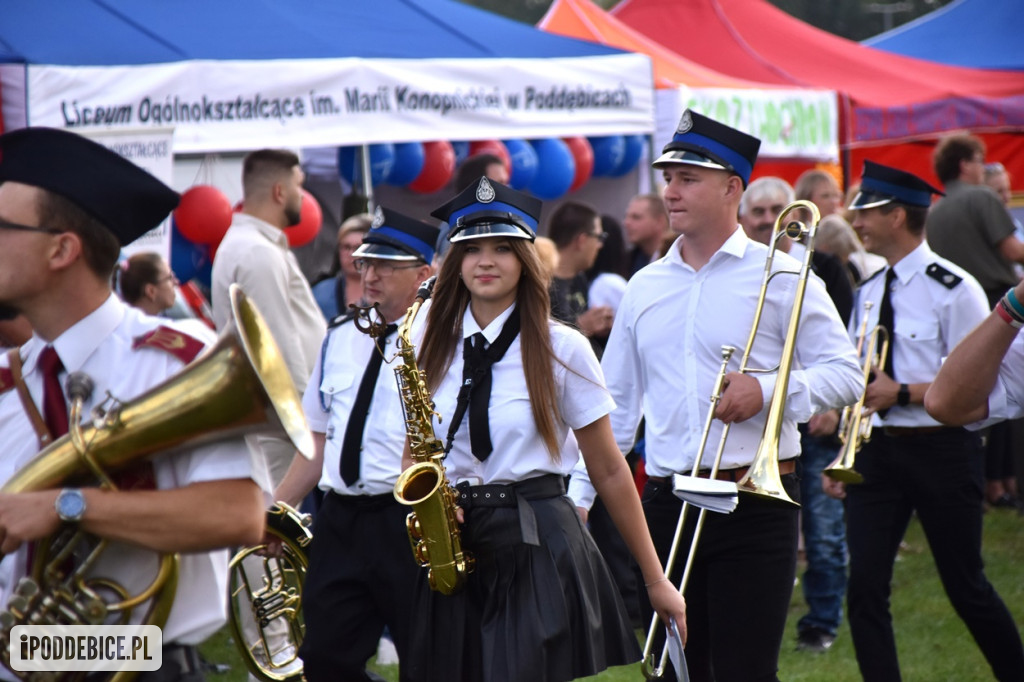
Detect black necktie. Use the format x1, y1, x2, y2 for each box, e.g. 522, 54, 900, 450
39, 346, 68, 440
339, 323, 397, 485
876, 268, 896, 419
445, 307, 521, 461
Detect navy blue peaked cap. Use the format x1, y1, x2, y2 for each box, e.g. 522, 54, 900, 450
653, 109, 761, 187
431, 177, 540, 243
354, 205, 439, 262
849, 160, 943, 210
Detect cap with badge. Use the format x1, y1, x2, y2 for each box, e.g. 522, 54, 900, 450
431, 177, 541, 243
653, 109, 762, 187
848, 160, 943, 210
0, 127, 180, 245
353, 205, 439, 262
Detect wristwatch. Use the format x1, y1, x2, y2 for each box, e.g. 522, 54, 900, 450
55, 488, 87, 523
897, 383, 911, 407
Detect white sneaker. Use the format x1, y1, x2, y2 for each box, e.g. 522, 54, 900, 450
376, 636, 400, 666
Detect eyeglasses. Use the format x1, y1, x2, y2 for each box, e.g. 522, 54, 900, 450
0, 220, 64, 235
587, 231, 608, 243
985, 162, 1006, 174
354, 259, 422, 276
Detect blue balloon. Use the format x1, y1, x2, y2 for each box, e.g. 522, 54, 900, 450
588, 135, 627, 177
451, 141, 471, 167
338, 144, 396, 186
527, 139, 575, 200
502, 139, 538, 190
607, 134, 645, 178
169, 218, 210, 285
387, 142, 426, 186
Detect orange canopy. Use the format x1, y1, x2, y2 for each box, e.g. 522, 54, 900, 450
538, 0, 770, 90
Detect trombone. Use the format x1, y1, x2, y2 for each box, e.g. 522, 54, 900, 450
824, 302, 889, 483
641, 200, 820, 679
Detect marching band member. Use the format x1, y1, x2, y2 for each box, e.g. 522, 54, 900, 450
274, 208, 436, 681
602, 110, 862, 682
0, 128, 269, 682
404, 178, 685, 682
825, 160, 1024, 681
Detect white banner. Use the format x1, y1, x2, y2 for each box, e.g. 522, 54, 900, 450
682, 88, 839, 161
78, 127, 175, 260
25, 55, 654, 153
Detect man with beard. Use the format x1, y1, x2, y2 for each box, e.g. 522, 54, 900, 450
212, 149, 326, 486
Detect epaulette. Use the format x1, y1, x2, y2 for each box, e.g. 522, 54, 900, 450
0, 366, 13, 396
328, 309, 358, 330
926, 263, 962, 289
132, 325, 206, 364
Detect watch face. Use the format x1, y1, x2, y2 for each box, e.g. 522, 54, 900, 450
57, 489, 86, 521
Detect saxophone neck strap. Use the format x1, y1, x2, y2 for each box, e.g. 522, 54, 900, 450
6, 347, 54, 448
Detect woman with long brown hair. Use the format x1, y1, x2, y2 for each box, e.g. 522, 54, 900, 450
405, 178, 686, 682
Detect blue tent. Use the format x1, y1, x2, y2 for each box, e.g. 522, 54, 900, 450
0, 0, 654, 151
863, 0, 1024, 71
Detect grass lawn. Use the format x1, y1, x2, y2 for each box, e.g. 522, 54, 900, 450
202, 509, 1024, 681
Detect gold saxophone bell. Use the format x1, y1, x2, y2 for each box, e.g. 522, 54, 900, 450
0, 285, 313, 682
641, 201, 820, 680
228, 503, 311, 682
825, 302, 890, 484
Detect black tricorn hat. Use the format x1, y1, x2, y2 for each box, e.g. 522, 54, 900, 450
0, 127, 180, 245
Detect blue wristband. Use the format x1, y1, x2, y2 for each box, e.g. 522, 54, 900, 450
1007, 288, 1024, 319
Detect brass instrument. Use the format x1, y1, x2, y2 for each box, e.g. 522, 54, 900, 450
228, 503, 311, 682
825, 302, 889, 484
389, 276, 474, 595
0, 284, 313, 682
641, 200, 820, 679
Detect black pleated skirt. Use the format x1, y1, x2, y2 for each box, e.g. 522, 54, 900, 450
405, 478, 640, 682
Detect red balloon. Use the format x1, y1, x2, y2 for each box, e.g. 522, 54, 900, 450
468, 140, 511, 176
563, 137, 595, 192
173, 185, 233, 245
285, 190, 323, 248
408, 141, 457, 194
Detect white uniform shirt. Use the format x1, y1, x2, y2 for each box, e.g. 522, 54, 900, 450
851, 242, 988, 428
0, 295, 270, 649
302, 307, 426, 496
430, 304, 613, 485
982, 332, 1024, 426
211, 213, 326, 394
602, 227, 863, 478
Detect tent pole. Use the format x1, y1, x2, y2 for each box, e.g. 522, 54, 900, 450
359, 144, 375, 211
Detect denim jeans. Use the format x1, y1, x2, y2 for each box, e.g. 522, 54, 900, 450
797, 432, 847, 635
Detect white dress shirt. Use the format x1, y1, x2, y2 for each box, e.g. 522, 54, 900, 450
0, 295, 270, 649
302, 307, 427, 496
851, 242, 988, 428
430, 304, 614, 485
602, 227, 863, 478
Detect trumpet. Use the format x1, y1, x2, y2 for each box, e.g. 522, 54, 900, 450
641, 200, 820, 679
825, 302, 889, 483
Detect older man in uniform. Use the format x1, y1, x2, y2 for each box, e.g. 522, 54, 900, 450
274, 207, 436, 682
602, 110, 862, 682
825, 160, 1024, 682
0, 128, 272, 681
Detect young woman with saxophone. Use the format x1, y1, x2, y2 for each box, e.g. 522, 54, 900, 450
401, 177, 686, 682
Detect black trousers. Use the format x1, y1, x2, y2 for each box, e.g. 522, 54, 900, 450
299, 492, 420, 682
637, 474, 800, 682
846, 428, 1024, 682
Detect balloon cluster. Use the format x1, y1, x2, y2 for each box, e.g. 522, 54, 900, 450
336, 134, 644, 199
172, 185, 324, 286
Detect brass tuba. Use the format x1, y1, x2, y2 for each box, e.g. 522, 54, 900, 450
825, 301, 889, 484
0, 284, 313, 682
227, 502, 311, 682
641, 201, 820, 680
390, 276, 474, 595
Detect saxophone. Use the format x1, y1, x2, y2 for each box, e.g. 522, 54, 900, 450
387, 276, 474, 595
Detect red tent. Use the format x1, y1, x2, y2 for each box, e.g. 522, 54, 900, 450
613, 0, 1024, 190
